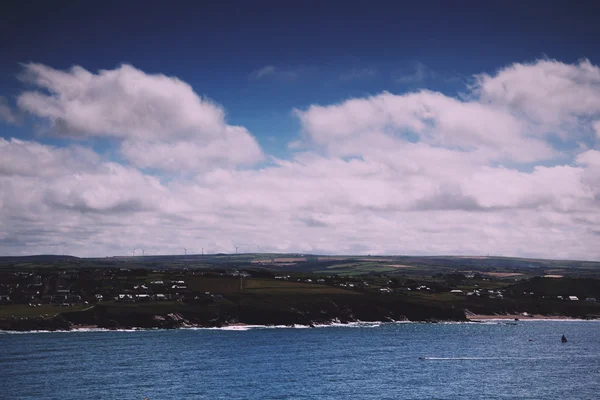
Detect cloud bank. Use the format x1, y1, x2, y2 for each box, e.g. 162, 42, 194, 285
17, 63, 263, 171
2, 59, 600, 259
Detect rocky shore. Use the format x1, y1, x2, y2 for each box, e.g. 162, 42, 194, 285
0, 295, 468, 331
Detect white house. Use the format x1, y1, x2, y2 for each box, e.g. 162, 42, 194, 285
117, 294, 134, 303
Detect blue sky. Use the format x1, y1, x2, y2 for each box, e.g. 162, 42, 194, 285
2, 1, 600, 258
3, 0, 600, 154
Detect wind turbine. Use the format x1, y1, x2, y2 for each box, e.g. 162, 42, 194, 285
184, 248, 187, 256
235, 243, 254, 255
132, 248, 136, 257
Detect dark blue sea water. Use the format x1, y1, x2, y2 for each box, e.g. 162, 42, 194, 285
1, 321, 600, 400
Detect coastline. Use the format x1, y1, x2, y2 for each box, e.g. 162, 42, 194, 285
1, 320, 387, 334
467, 314, 597, 321
3, 317, 600, 334
3, 303, 598, 333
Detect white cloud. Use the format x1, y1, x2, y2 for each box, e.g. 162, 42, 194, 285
3, 59, 600, 259
121, 126, 263, 172
0, 138, 99, 177
17, 63, 263, 171
0, 97, 18, 124
473, 58, 600, 137
576, 149, 600, 167
295, 90, 555, 163
18, 64, 224, 139
2, 142, 600, 258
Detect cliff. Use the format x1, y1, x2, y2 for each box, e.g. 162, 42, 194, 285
0, 294, 467, 331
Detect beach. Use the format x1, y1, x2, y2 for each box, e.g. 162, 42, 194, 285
467, 314, 586, 321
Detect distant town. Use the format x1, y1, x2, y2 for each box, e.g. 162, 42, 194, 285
1, 254, 599, 330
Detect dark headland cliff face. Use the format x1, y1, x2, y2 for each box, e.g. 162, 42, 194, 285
0, 295, 467, 331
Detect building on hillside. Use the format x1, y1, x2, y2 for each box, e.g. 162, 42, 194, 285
117, 294, 134, 303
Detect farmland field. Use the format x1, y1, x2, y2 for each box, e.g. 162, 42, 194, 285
0, 304, 92, 318
242, 278, 356, 295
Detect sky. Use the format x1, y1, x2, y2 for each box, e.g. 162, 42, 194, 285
2, 0, 600, 259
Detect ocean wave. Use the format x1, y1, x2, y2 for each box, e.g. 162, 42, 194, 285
470, 318, 596, 323
0, 327, 149, 334
2, 318, 597, 334
0, 320, 394, 334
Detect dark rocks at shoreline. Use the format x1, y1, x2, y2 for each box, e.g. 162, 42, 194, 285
0, 295, 468, 331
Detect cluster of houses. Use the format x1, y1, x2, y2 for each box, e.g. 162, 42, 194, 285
379, 285, 431, 294
449, 289, 504, 299
112, 278, 226, 304
0, 268, 236, 306
448, 288, 598, 302
554, 295, 597, 302
275, 275, 328, 284
1, 267, 599, 308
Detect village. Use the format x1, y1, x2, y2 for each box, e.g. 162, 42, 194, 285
0, 265, 597, 311
0, 267, 248, 307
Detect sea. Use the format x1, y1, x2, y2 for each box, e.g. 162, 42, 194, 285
1, 320, 599, 400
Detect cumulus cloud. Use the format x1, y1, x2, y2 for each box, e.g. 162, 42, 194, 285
3, 59, 600, 259
0, 97, 18, 124
121, 126, 263, 171
473, 58, 600, 137
17, 63, 263, 170
295, 90, 555, 163
0, 138, 99, 177
1, 142, 599, 258
18, 64, 223, 139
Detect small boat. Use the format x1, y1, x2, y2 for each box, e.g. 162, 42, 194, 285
561, 335, 567, 343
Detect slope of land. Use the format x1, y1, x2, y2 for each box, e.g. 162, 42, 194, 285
1, 254, 599, 331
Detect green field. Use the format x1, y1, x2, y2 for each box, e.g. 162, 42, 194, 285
316, 263, 402, 276
0, 304, 92, 318
97, 300, 198, 315
243, 278, 357, 295
185, 277, 243, 293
